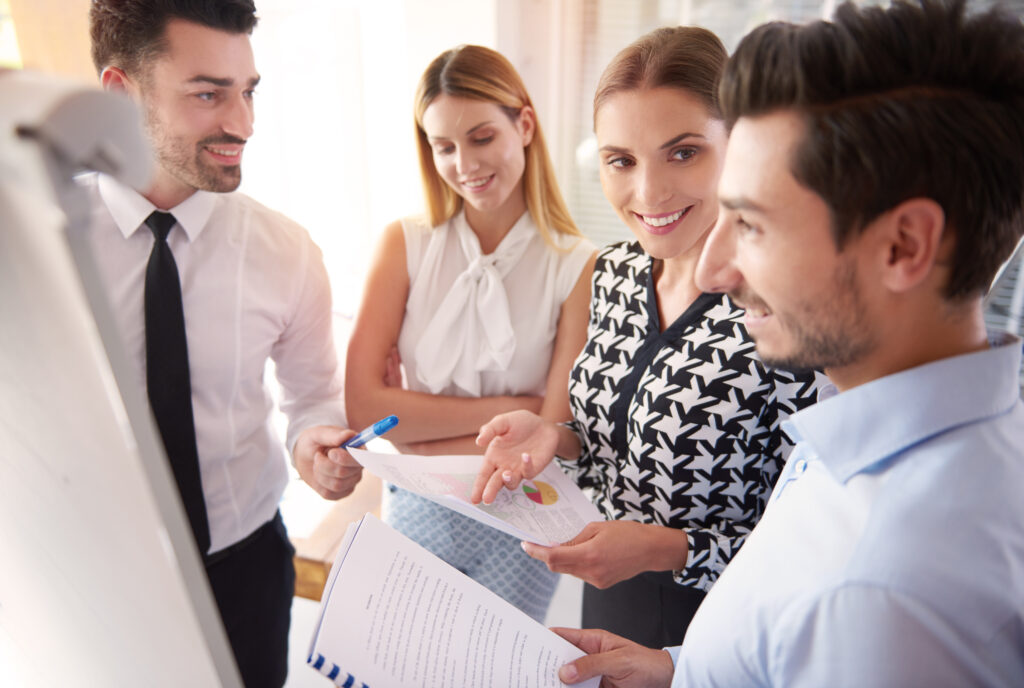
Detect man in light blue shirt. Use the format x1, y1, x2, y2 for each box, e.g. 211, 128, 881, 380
552, 1, 1024, 686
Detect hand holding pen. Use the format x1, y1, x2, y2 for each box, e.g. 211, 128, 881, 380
292, 423, 363, 500
292, 416, 398, 500
343, 415, 399, 448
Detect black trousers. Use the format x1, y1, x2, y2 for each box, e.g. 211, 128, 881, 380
582, 571, 706, 649
205, 511, 295, 688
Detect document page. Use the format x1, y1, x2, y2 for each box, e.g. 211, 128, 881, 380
308, 513, 599, 688
348, 448, 603, 545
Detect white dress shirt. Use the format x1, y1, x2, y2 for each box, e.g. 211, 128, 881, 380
80, 173, 346, 554
669, 333, 1024, 687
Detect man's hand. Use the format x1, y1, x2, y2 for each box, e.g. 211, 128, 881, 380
552, 627, 675, 688
472, 410, 558, 504
293, 425, 363, 500
522, 521, 688, 589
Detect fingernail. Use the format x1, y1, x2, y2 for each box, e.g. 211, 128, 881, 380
520, 541, 528, 552
522, 453, 531, 464
559, 664, 578, 682
502, 471, 513, 482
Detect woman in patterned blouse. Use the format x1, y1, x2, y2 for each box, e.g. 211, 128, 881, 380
472, 26, 825, 647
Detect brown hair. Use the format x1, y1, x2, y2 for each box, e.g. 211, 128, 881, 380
720, 0, 1024, 299
413, 45, 581, 245
90, 0, 258, 77
593, 26, 727, 128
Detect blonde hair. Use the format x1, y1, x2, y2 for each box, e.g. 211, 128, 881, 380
413, 44, 581, 246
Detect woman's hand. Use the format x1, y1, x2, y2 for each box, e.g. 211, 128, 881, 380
471, 410, 559, 503
382, 346, 403, 388
522, 520, 689, 589
380, 348, 408, 452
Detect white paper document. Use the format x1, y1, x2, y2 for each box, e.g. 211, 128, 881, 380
307, 513, 600, 688
348, 448, 603, 545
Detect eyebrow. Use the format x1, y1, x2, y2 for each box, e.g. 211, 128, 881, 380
428, 120, 495, 142
720, 195, 768, 213
599, 131, 706, 155
186, 75, 261, 88
660, 132, 705, 150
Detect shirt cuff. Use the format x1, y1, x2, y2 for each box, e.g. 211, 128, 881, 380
671, 530, 698, 578
672, 528, 726, 591
664, 644, 681, 667
284, 400, 348, 455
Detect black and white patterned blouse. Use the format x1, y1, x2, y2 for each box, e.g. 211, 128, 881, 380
561, 241, 825, 592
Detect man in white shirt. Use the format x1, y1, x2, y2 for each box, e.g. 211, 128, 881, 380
554, 1, 1024, 686
86, 1, 363, 686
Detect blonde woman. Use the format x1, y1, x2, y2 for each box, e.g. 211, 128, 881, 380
345, 45, 596, 621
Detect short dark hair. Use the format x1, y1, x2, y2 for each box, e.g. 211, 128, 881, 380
721, 0, 1024, 300
594, 26, 727, 128
90, 0, 258, 77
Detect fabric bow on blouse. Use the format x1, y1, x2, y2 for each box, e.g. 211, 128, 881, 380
412, 212, 534, 396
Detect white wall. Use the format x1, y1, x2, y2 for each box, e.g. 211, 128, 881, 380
241, 0, 575, 317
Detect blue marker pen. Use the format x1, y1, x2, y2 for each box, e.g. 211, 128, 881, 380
342, 415, 399, 448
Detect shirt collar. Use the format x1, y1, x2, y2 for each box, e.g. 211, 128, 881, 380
784, 332, 1022, 483
450, 208, 535, 254
97, 173, 217, 241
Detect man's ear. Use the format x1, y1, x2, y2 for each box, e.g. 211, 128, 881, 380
878, 197, 946, 293
100, 66, 133, 94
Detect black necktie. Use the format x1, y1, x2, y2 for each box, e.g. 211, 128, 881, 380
144, 211, 210, 554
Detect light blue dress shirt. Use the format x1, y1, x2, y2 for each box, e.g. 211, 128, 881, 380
669, 333, 1024, 687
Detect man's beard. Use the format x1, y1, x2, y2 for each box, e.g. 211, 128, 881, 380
731, 260, 875, 373
146, 107, 244, 194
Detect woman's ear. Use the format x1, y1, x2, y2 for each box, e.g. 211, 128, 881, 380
517, 105, 536, 148
878, 197, 946, 293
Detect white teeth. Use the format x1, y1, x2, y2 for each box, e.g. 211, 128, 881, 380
209, 147, 240, 157
463, 176, 491, 188
641, 209, 684, 227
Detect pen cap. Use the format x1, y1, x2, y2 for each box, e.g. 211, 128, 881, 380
372, 415, 399, 434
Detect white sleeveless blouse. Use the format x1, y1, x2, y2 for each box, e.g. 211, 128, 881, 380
397, 210, 594, 399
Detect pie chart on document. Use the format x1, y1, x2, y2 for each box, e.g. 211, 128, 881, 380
522, 480, 558, 506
